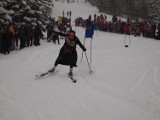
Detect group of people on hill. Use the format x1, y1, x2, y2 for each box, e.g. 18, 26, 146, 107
1, 13, 160, 56
62, 10, 72, 18
2, 13, 160, 77
75, 14, 160, 40
0, 13, 75, 55
0, 22, 44, 55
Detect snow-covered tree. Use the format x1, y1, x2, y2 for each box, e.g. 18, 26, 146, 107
0, 0, 53, 25
87, 0, 160, 23
145, 0, 160, 22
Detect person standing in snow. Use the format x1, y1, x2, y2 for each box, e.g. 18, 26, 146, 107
52, 25, 60, 44
34, 23, 43, 46
62, 10, 65, 17
69, 10, 72, 18
48, 30, 86, 76
1, 26, 12, 54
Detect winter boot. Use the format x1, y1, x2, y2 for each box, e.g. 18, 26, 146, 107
48, 66, 56, 73
69, 68, 73, 76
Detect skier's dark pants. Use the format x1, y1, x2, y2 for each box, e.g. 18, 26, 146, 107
54, 49, 77, 69
53, 35, 60, 44
20, 37, 25, 49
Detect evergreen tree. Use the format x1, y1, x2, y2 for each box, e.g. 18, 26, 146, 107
0, 0, 53, 24
86, 0, 160, 23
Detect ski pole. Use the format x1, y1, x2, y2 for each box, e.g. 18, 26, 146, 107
124, 33, 126, 45
80, 51, 84, 63
80, 37, 86, 62
84, 52, 94, 74
129, 34, 131, 45
90, 38, 93, 64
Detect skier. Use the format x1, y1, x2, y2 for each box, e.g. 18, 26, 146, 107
48, 30, 86, 76
1, 26, 12, 54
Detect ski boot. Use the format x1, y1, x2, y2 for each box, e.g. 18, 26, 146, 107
48, 67, 56, 73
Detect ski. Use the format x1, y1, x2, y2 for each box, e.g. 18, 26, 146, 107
68, 73, 76, 83
36, 67, 56, 79
36, 71, 50, 78
125, 45, 129, 47
36, 71, 76, 83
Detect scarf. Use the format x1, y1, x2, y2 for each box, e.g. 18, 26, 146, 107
65, 36, 76, 47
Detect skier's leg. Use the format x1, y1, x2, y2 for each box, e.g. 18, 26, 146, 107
48, 60, 59, 73
57, 36, 60, 44
48, 65, 57, 73
69, 66, 73, 76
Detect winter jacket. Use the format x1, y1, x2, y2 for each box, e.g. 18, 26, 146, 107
9, 25, 15, 36
54, 31, 86, 67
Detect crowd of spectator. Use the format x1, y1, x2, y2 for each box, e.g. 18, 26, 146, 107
0, 15, 73, 55
75, 14, 160, 40
1, 14, 160, 56
0, 21, 44, 55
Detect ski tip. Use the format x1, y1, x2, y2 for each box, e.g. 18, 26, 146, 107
90, 71, 94, 74
73, 80, 76, 83
125, 45, 129, 47
35, 75, 40, 80
35, 75, 39, 78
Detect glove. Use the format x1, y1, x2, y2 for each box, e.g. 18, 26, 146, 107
83, 48, 86, 51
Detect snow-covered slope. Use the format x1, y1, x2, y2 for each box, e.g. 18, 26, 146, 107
1, 0, 160, 120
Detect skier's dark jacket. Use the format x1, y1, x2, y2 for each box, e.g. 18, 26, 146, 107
54, 31, 86, 67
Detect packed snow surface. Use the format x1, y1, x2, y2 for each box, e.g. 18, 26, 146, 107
1, 0, 160, 120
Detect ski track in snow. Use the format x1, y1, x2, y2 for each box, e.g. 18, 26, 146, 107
130, 55, 160, 91
33, 81, 44, 120
154, 66, 160, 87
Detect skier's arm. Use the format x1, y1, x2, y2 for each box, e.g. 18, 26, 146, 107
53, 31, 67, 37
76, 37, 86, 51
